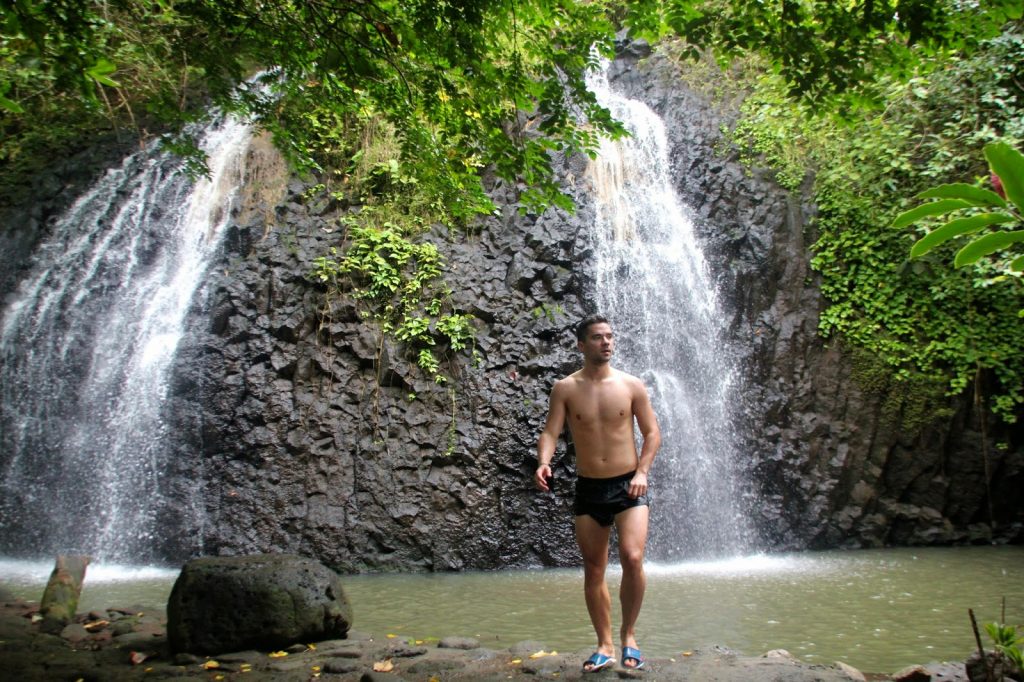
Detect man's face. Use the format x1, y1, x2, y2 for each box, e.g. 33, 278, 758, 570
578, 322, 614, 364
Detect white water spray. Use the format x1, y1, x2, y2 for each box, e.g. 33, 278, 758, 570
585, 64, 756, 559
0, 119, 253, 562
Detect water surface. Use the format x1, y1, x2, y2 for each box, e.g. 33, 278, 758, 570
3, 547, 1020, 673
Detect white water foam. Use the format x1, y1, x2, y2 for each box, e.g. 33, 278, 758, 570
584, 62, 756, 560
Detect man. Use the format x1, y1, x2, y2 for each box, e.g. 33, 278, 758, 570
535, 314, 661, 673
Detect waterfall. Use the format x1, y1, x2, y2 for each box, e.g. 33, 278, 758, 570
585, 65, 756, 560
0, 118, 253, 563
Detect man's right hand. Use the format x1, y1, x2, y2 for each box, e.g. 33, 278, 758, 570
534, 464, 553, 492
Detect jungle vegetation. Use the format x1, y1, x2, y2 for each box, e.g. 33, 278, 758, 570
2, 0, 1022, 420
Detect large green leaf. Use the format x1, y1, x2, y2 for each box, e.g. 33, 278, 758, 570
910, 213, 1015, 258
984, 141, 1024, 211
916, 183, 1006, 208
1010, 255, 1024, 273
954, 230, 1024, 267
0, 94, 24, 114
85, 59, 121, 88
891, 199, 973, 228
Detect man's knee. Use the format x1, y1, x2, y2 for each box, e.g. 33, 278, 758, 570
582, 551, 610, 575
619, 545, 644, 571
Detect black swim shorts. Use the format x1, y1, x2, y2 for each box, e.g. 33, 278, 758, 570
574, 470, 650, 527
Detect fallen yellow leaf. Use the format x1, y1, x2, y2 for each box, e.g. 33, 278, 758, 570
386, 633, 397, 639
202, 660, 220, 670
509, 658, 522, 665
682, 651, 693, 657
373, 658, 395, 672
529, 650, 557, 659
306, 643, 317, 651
268, 651, 289, 658
214, 675, 225, 681
311, 666, 321, 672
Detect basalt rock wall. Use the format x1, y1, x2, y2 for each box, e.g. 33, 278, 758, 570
3, 48, 1019, 572
605, 47, 1023, 551
161, 46, 1020, 571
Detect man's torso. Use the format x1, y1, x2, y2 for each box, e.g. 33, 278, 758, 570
561, 369, 639, 478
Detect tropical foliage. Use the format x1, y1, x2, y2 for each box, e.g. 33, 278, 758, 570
722, 18, 1024, 423
1, 0, 626, 216
626, 0, 1022, 104
896, 142, 1024, 278
986, 620, 1024, 670
3, 0, 1023, 417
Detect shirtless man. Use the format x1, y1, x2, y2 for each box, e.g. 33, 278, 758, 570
535, 314, 661, 673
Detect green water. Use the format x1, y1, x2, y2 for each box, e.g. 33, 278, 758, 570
3, 546, 1021, 673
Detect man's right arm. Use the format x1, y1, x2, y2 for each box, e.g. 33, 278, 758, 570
535, 380, 568, 492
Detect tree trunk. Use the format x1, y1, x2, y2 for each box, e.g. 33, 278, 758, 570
39, 555, 90, 634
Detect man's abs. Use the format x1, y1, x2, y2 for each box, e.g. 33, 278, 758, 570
574, 447, 640, 478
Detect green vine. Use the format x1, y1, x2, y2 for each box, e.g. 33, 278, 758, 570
310, 219, 478, 385
720, 26, 1024, 423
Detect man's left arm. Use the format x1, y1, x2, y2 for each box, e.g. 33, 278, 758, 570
629, 381, 661, 499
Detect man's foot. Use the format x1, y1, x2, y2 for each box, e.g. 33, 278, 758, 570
582, 651, 616, 673
621, 645, 646, 670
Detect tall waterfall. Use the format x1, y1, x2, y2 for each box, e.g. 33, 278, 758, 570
0, 119, 253, 563
585, 65, 756, 560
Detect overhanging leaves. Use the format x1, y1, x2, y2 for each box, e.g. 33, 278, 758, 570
916, 183, 1007, 208
985, 141, 1024, 210
955, 230, 1024, 267
910, 213, 1016, 258
891, 199, 974, 228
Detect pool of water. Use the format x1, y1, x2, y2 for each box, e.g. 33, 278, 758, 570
3, 546, 1020, 673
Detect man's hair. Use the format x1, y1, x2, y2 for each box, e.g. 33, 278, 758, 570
576, 314, 610, 341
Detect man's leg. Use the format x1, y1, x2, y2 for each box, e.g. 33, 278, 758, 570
615, 505, 649, 664
575, 514, 614, 663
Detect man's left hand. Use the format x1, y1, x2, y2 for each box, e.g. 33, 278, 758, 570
627, 471, 648, 499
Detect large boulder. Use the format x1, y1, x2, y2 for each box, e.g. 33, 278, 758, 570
167, 553, 352, 654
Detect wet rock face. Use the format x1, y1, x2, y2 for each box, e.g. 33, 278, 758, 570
166, 553, 352, 654
605, 49, 1023, 551
0, 135, 135, 304
159, 47, 1022, 570
5, 49, 1017, 571
163, 153, 594, 570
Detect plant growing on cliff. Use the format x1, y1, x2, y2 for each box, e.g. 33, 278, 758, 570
310, 220, 478, 385
717, 21, 1024, 424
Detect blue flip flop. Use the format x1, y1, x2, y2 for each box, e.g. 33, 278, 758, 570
583, 651, 616, 673
621, 646, 647, 670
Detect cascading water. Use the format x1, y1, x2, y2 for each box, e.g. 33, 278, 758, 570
0, 118, 253, 563
585, 64, 757, 560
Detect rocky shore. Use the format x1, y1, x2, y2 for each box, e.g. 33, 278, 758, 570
0, 594, 971, 682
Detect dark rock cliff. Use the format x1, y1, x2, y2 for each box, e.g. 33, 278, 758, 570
605, 47, 1023, 552
159, 47, 1020, 571
2, 47, 1020, 571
